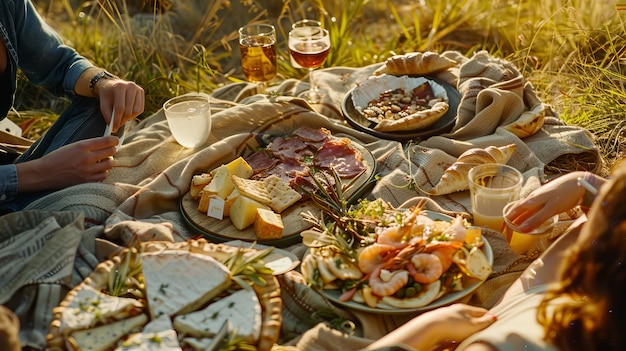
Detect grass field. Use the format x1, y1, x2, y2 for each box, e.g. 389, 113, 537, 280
15, 0, 626, 174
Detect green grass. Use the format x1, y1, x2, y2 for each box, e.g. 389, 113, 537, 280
16, 0, 626, 173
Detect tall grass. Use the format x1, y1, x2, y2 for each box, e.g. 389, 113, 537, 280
17, 0, 626, 172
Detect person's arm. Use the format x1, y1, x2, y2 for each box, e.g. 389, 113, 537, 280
14, 0, 145, 133
364, 304, 497, 351
74, 67, 145, 133
15, 136, 118, 193
505, 171, 606, 233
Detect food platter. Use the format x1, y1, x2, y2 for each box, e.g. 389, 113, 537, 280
46, 239, 282, 351
341, 77, 460, 142
181, 132, 377, 248
303, 210, 494, 315
322, 239, 492, 314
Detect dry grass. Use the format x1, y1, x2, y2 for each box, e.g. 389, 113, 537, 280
17, 0, 626, 174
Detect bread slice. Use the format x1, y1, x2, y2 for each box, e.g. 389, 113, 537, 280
173, 288, 261, 344
58, 285, 144, 335
67, 313, 148, 351
253, 208, 284, 240
231, 175, 271, 205
262, 175, 301, 213
141, 251, 231, 319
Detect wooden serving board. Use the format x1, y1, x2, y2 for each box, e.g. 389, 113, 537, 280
180, 137, 376, 248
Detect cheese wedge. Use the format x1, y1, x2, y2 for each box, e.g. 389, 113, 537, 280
223, 188, 240, 217
229, 195, 270, 230
225, 156, 253, 179
115, 315, 182, 351
142, 251, 231, 319
173, 288, 261, 344
203, 165, 234, 200
253, 208, 284, 240
67, 313, 148, 351
58, 285, 144, 335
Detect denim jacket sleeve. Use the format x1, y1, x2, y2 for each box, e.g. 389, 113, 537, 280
0, 0, 94, 96
0, 164, 18, 203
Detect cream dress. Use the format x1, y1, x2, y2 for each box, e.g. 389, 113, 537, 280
457, 217, 584, 351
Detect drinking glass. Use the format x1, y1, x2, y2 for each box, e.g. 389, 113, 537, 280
163, 94, 211, 148
468, 164, 523, 232
238, 23, 277, 92
503, 201, 558, 255
288, 19, 331, 103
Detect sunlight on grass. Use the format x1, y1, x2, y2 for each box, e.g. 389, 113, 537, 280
21, 0, 626, 170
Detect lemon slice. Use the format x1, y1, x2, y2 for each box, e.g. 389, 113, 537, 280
454, 247, 492, 280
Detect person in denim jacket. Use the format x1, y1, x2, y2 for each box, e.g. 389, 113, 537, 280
0, 0, 144, 212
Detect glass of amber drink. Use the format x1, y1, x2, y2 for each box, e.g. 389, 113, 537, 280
238, 24, 277, 92
289, 19, 331, 104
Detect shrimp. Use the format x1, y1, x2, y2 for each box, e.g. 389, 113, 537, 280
442, 215, 467, 242
357, 243, 397, 274
424, 241, 464, 271
369, 264, 409, 297
408, 253, 443, 284
376, 204, 428, 246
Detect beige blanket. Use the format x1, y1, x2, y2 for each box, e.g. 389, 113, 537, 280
1, 51, 600, 350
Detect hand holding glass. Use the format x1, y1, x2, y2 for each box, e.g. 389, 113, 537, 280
163, 94, 211, 148
238, 24, 277, 89
288, 20, 330, 103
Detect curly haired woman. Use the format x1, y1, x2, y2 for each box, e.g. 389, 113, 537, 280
366, 160, 626, 351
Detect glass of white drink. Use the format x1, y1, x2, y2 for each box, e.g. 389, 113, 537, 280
163, 94, 211, 148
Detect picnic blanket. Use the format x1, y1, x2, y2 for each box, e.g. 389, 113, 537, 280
0, 50, 600, 350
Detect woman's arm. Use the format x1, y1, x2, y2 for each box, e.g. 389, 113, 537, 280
365, 304, 497, 351
505, 171, 605, 233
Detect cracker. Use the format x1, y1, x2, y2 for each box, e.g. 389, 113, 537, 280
231, 175, 271, 205
263, 175, 302, 213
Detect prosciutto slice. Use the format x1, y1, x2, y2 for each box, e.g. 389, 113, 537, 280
314, 138, 366, 178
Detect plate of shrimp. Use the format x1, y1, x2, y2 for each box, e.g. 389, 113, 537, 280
300, 199, 493, 314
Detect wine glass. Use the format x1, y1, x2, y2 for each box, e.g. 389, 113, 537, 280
289, 20, 331, 104
238, 23, 277, 92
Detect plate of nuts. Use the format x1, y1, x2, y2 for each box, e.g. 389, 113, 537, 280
342, 75, 460, 142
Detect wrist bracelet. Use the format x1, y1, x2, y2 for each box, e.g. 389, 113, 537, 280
577, 172, 598, 209
89, 71, 116, 97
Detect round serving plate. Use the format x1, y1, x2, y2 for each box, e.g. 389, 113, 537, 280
342, 77, 461, 143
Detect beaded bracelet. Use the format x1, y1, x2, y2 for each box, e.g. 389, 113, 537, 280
89, 71, 116, 97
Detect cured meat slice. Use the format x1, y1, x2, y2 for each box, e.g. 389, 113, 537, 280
314, 138, 365, 178
268, 136, 309, 163
246, 150, 279, 175
292, 126, 331, 143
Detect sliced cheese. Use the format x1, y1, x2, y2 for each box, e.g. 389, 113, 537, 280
173, 288, 261, 344
59, 285, 143, 334
67, 313, 148, 351
229, 195, 270, 230
182, 337, 218, 351
115, 315, 182, 351
253, 208, 284, 240
203, 165, 234, 200
190, 173, 212, 199
142, 251, 231, 319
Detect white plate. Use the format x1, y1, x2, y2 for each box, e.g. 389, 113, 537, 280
223, 240, 300, 275
309, 211, 494, 315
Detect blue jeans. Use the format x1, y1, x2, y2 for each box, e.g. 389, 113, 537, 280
1, 97, 107, 212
